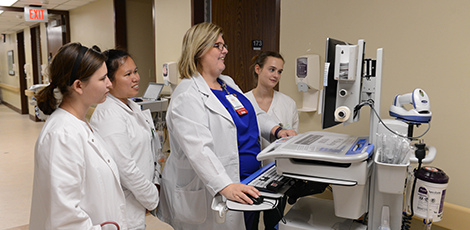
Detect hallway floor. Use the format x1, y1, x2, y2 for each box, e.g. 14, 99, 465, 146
0, 104, 173, 230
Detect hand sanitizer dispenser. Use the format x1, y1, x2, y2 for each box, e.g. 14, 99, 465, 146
162, 62, 178, 94
295, 54, 320, 112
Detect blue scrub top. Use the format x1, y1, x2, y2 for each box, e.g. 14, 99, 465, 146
211, 79, 261, 180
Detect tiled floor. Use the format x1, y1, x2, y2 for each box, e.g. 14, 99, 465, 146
0, 104, 173, 230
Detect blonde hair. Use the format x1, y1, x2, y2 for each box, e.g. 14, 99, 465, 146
178, 22, 224, 79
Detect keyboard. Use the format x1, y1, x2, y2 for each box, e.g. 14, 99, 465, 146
242, 162, 291, 193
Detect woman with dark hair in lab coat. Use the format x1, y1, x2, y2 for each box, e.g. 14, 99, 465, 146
30, 43, 127, 229
157, 22, 296, 230
91, 49, 160, 230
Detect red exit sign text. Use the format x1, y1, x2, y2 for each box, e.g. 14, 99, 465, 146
24, 7, 48, 22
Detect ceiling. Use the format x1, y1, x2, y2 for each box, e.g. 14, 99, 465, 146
0, 0, 97, 34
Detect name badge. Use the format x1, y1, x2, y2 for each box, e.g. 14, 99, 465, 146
226, 94, 247, 115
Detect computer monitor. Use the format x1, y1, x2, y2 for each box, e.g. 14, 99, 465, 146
322, 38, 349, 129
142, 82, 164, 100
321, 38, 365, 129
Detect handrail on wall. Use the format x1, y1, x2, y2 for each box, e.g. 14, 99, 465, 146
0, 83, 20, 93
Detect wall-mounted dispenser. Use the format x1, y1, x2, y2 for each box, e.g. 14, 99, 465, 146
295, 54, 320, 112
162, 62, 178, 94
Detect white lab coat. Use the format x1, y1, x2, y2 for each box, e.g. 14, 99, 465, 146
157, 74, 277, 230
245, 90, 299, 150
91, 94, 160, 230
29, 108, 128, 230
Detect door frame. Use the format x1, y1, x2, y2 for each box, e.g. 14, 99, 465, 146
17, 32, 28, 115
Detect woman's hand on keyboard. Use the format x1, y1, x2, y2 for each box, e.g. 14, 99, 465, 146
219, 183, 260, 204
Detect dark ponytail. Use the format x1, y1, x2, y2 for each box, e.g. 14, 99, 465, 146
36, 84, 57, 115
36, 42, 106, 115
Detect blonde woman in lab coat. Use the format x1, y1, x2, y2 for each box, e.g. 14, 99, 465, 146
30, 43, 128, 230
157, 22, 296, 230
91, 49, 160, 230
245, 51, 299, 230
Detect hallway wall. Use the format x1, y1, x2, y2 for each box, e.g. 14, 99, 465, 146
0, 0, 114, 114
280, 0, 469, 208
0, 33, 20, 108
69, 0, 114, 49
279, 1, 470, 228
127, 0, 155, 97
0, 22, 48, 117
154, 0, 191, 95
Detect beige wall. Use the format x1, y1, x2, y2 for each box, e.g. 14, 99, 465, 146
0, 33, 20, 107
154, 0, 191, 95
280, 0, 469, 209
0, 22, 53, 114
127, 0, 155, 97
69, 0, 115, 50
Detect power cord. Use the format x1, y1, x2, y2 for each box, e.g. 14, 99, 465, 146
353, 99, 431, 140
262, 199, 287, 224
353, 99, 431, 229
401, 142, 426, 230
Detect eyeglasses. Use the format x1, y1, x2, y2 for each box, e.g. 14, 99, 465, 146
214, 42, 228, 51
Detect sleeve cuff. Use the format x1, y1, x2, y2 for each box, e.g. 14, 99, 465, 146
206, 172, 233, 197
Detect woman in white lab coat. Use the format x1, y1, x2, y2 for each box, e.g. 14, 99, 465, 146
29, 43, 128, 230
91, 49, 160, 230
245, 51, 299, 230
157, 22, 296, 230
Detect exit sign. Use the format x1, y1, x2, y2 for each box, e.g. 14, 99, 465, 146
24, 7, 48, 22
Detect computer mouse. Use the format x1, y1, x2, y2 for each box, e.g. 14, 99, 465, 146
246, 194, 263, 205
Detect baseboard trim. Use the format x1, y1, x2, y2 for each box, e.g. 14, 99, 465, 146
1, 100, 21, 113
432, 201, 470, 229
29, 114, 42, 122
314, 191, 463, 229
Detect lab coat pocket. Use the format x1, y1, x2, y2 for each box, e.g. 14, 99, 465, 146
173, 176, 207, 224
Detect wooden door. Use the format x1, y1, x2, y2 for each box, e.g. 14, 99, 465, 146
194, 0, 280, 93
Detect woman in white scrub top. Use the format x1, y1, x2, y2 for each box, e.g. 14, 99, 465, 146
245, 51, 299, 149
30, 43, 128, 230
91, 49, 160, 230
245, 51, 299, 230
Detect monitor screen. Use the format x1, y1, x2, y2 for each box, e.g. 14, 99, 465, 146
321, 38, 350, 129
143, 82, 164, 100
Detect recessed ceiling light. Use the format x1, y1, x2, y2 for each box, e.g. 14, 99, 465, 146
0, 0, 18, 7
